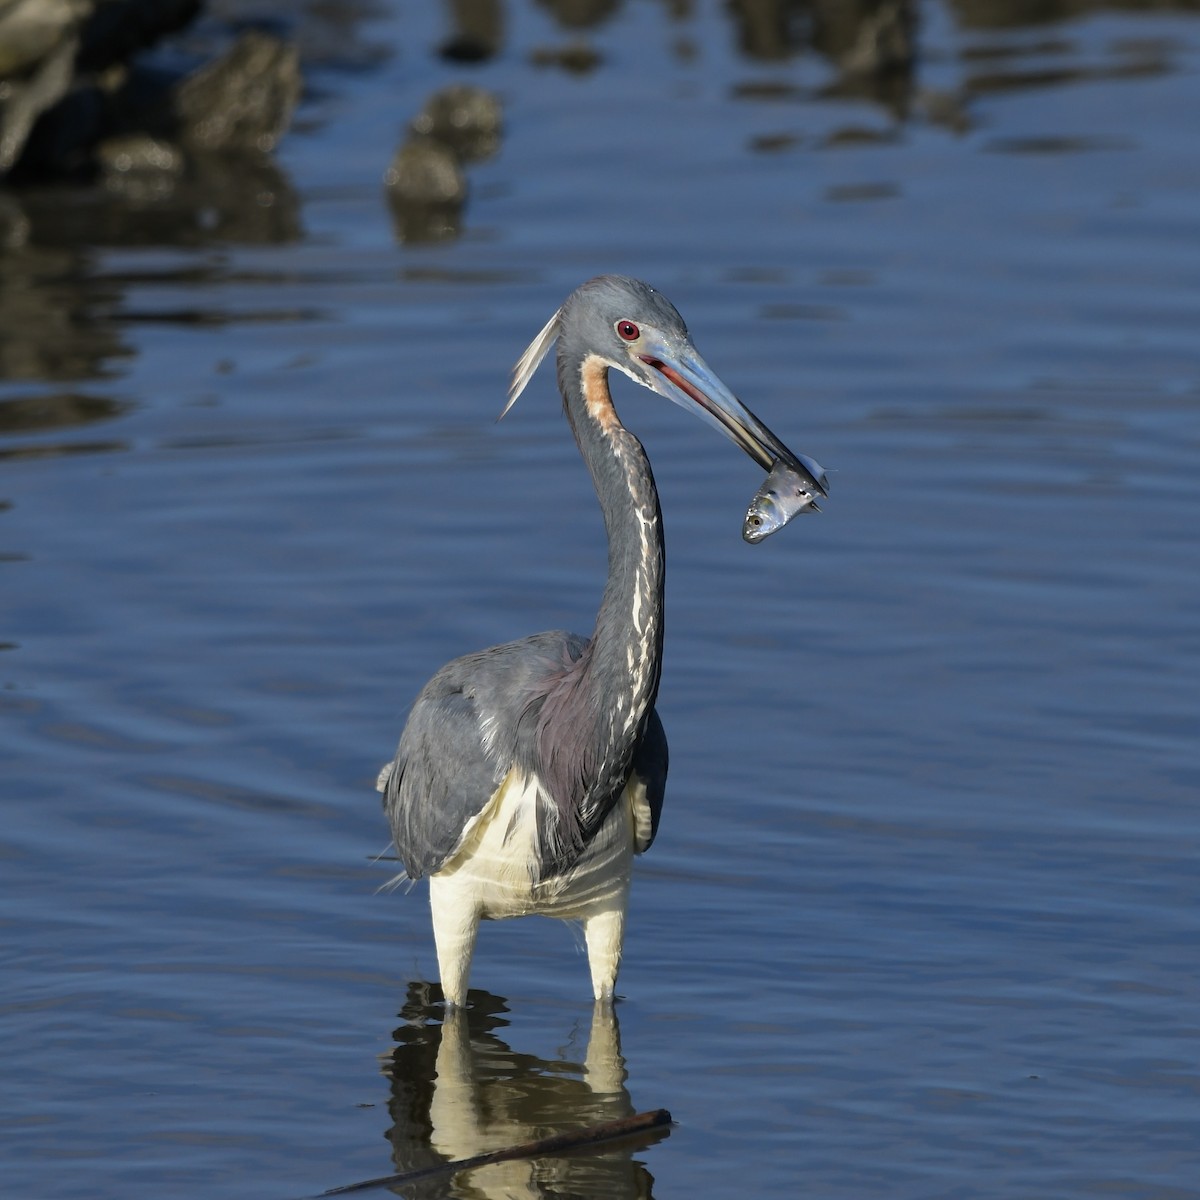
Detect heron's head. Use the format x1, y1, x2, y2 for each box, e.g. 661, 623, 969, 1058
504, 274, 827, 499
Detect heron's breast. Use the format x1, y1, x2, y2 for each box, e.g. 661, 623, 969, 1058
434, 767, 638, 920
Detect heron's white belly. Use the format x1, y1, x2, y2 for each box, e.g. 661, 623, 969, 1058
433, 769, 635, 921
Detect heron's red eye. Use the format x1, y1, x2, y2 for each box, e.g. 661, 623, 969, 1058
616, 320, 640, 342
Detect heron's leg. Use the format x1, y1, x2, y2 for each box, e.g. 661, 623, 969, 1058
583, 903, 627, 1004
428, 874, 481, 1009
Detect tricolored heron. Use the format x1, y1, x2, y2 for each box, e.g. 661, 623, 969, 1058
378, 275, 827, 1007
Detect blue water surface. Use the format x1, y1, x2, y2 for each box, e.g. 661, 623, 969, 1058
2, 2, 1198, 1197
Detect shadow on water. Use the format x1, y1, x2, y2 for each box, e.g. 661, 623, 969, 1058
0, 135, 302, 461
0, 239, 132, 458
380, 983, 663, 1198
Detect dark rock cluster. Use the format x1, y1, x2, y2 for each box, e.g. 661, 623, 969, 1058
1, 2, 505, 247
384, 85, 503, 244
0, 0, 299, 184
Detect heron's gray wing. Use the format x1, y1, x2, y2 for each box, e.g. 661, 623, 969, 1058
379, 669, 503, 881
378, 633, 585, 880
629, 706, 667, 854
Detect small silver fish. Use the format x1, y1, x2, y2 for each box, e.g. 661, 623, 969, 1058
743, 457, 824, 543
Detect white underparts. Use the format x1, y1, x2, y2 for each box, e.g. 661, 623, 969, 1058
428, 767, 651, 1006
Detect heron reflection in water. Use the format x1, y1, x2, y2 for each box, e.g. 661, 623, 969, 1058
378, 276, 827, 1006
384, 986, 662, 1198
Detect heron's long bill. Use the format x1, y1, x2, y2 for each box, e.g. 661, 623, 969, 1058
637, 342, 828, 499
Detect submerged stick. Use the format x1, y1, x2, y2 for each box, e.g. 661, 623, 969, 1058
317, 1108, 672, 1197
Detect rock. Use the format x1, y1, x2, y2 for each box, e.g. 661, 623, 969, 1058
437, 0, 504, 64
97, 132, 183, 199
539, 0, 618, 28
0, 26, 78, 173
97, 131, 181, 174
410, 85, 502, 163
383, 83, 504, 245
0, 0, 77, 77
1, 9, 303, 180
0, 0, 219, 179
174, 31, 301, 154
384, 136, 466, 206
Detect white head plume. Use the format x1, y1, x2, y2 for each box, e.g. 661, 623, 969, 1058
499, 306, 561, 419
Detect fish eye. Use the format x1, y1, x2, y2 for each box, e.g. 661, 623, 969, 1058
616, 320, 640, 342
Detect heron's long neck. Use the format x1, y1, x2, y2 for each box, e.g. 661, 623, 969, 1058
566, 355, 665, 761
